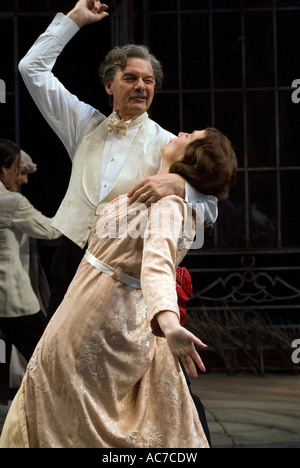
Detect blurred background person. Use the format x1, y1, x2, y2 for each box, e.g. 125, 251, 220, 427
9, 150, 56, 394
17, 150, 52, 317
0, 139, 61, 404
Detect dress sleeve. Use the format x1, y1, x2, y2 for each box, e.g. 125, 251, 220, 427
12, 194, 61, 240
140, 196, 189, 336
18, 13, 102, 158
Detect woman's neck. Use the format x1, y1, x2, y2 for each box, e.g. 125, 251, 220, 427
157, 160, 171, 175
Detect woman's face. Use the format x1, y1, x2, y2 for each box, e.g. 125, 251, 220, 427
0, 157, 20, 192
16, 170, 29, 190
161, 130, 206, 165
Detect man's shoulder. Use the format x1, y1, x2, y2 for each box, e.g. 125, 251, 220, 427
79, 111, 107, 138
145, 117, 176, 140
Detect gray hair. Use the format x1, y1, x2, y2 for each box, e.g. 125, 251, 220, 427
20, 150, 37, 174
99, 44, 164, 92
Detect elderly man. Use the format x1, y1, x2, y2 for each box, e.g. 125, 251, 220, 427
19, 0, 217, 310
18, 0, 214, 446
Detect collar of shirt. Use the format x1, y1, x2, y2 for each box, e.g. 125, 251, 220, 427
112, 110, 148, 126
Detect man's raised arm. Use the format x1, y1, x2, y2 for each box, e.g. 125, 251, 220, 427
18, 1, 109, 157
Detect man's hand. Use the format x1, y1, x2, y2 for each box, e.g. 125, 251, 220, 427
67, 0, 109, 28
128, 173, 185, 206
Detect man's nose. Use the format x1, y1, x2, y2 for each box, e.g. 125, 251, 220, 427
134, 78, 146, 89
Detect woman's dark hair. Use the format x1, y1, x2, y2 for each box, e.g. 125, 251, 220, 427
169, 127, 237, 200
0, 139, 21, 171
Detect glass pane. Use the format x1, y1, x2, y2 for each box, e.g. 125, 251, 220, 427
249, 172, 278, 248
0, 19, 14, 92
17, 0, 47, 12
47, 0, 75, 12
213, 172, 246, 249
281, 172, 300, 248
182, 93, 211, 132
246, 91, 276, 168
277, 0, 300, 6
279, 90, 300, 167
277, 11, 300, 87
212, 0, 242, 9
181, 0, 209, 9
0, 0, 14, 11
0, 95, 16, 142
245, 12, 274, 88
149, 1, 177, 11
214, 91, 244, 168
150, 93, 180, 136
18, 17, 53, 59
213, 12, 243, 89
244, 0, 273, 7
149, 15, 178, 91
181, 13, 210, 89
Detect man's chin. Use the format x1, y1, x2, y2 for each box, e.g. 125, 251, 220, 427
129, 103, 148, 115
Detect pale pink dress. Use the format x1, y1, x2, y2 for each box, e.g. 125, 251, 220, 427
0, 195, 208, 448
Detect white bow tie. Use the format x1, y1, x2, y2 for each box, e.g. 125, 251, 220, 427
106, 112, 149, 136
107, 116, 129, 135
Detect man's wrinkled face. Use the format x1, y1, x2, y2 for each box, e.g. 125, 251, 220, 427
105, 58, 155, 121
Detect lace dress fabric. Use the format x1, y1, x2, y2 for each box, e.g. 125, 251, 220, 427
0, 194, 208, 448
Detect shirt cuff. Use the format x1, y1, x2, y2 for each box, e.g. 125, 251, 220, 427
47, 13, 80, 45
185, 181, 218, 223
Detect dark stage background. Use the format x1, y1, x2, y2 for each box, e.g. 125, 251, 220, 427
1, 0, 300, 371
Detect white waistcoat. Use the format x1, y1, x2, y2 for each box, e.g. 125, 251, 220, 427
51, 115, 174, 247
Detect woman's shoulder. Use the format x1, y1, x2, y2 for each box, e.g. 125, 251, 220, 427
153, 194, 189, 213
0, 191, 24, 226
0, 189, 22, 207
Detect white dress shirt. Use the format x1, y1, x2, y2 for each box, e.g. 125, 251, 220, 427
99, 112, 146, 201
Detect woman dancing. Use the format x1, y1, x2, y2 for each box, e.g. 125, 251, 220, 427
0, 128, 237, 448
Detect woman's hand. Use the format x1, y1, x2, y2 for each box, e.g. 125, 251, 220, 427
165, 327, 207, 377
156, 311, 207, 377
67, 0, 109, 28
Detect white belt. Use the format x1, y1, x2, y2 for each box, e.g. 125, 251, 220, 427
84, 250, 141, 289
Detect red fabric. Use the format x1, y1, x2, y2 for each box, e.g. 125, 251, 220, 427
176, 267, 193, 326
